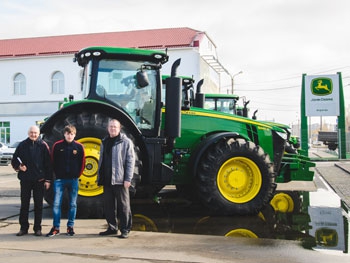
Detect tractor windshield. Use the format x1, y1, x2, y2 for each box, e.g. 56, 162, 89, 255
95, 59, 157, 130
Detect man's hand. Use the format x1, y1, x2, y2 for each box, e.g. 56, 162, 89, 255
19, 164, 27, 172
44, 182, 51, 190
124, 181, 131, 188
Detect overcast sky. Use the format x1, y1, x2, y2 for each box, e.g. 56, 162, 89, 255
1, 0, 349, 125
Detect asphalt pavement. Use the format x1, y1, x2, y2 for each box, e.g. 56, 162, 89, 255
1, 157, 350, 262
309, 148, 350, 211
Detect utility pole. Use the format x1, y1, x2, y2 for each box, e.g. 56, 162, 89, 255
230, 71, 243, 94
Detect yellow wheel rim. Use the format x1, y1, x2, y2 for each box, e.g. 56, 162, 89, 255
217, 157, 262, 203
225, 228, 258, 238
77, 137, 103, 197
132, 214, 158, 232
270, 193, 294, 213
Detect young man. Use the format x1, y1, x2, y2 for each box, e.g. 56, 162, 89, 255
12, 125, 52, 236
97, 119, 135, 238
46, 125, 85, 237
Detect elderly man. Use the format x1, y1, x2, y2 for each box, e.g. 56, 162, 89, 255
12, 125, 52, 236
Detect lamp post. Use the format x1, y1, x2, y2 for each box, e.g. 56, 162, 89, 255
230, 71, 243, 94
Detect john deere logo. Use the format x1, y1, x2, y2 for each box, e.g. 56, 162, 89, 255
311, 77, 333, 96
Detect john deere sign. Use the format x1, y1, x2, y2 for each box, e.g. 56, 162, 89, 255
301, 73, 346, 159
305, 75, 339, 116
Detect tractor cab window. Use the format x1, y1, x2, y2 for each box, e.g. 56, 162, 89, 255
82, 60, 92, 98
162, 77, 195, 108
96, 59, 157, 130
204, 98, 216, 111
204, 98, 235, 114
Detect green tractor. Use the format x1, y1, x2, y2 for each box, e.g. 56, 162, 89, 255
171, 78, 314, 211
41, 46, 313, 218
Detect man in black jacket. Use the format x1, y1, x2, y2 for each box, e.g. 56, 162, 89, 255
46, 125, 85, 237
11, 125, 52, 236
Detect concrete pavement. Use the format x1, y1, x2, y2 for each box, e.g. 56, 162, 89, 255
1, 161, 350, 262
1, 216, 349, 263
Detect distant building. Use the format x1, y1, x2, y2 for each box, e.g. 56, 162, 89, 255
0, 28, 230, 144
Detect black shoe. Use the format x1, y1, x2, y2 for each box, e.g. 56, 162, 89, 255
118, 232, 129, 239
46, 227, 60, 237
16, 230, 28, 236
67, 227, 75, 236
34, 230, 42, 236
99, 228, 117, 236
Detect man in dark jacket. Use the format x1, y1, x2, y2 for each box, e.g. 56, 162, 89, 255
46, 125, 85, 237
11, 125, 52, 236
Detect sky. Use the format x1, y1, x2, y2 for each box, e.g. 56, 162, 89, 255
1, 0, 350, 126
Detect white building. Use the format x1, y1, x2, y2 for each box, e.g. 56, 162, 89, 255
0, 27, 230, 144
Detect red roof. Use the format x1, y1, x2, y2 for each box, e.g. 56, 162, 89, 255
0, 27, 204, 58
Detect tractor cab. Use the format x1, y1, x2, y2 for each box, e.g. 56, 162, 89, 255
77, 47, 168, 133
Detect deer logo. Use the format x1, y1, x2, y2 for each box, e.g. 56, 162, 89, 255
311, 77, 333, 96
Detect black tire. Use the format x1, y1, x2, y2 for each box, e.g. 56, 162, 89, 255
43, 111, 142, 218
328, 143, 337, 151
196, 138, 276, 215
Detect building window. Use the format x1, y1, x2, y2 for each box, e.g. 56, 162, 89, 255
13, 73, 26, 95
207, 40, 213, 51
0, 122, 10, 144
51, 71, 65, 94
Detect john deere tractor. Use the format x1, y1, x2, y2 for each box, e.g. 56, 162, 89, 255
41, 46, 314, 218
178, 80, 314, 214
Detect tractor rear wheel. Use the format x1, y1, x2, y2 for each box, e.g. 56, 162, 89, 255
43, 111, 141, 218
197, 138, 276, 215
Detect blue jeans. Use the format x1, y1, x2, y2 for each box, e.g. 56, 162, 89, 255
52, 178, 79, 228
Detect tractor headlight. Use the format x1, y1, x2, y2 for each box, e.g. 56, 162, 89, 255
275, 131, 288, 141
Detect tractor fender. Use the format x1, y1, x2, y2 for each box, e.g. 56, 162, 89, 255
190, 132, 250, 177
41, 101, 142, 140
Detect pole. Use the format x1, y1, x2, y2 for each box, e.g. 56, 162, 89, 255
300, 73, 309, 156
230, 71, 243, 94
337, 72, 346, 159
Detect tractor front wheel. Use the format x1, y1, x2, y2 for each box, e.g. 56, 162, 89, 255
196, 138, 276, 215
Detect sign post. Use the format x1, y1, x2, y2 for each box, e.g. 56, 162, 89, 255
337, 73, 346, 159
300, 72, 346, 159
300, 74, 309, 156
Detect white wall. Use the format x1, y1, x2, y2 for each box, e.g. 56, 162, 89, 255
0, 116, 47, 144
0, 55, 82, 102
166, 47, 220, 93
0, 54, 83, 144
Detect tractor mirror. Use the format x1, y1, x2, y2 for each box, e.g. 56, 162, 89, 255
136, 70, 149, 88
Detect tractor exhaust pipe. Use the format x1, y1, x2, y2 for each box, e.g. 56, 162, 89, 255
165, 58, 182, 140
195, 79, 204, 108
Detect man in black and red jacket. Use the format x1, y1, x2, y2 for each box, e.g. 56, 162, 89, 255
46, 125, 85, 237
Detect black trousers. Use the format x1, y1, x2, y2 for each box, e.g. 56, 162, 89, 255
103, 184, 132, 233
19, 180, 45, 232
